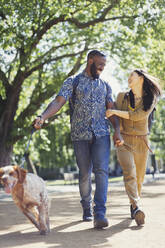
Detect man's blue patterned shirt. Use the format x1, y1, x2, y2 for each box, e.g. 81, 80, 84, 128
57, 71, 113, 141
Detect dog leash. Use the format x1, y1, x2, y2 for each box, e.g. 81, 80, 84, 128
20, 128, 36, 168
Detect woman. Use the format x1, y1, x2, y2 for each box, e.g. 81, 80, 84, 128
106, 69, 161, 226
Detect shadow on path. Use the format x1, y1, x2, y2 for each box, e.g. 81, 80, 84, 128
0, 218, 139, 248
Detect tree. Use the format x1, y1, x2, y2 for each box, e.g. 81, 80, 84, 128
150, 97, 165, 171
0, 0, 164, 166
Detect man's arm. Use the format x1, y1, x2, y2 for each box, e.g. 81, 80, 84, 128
41, 96, 66, 120
106, 101, 124, 146
33, 96, 66, 129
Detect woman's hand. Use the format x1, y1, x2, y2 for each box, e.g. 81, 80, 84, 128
106, 109, 129, 119
106, 109, 115, 118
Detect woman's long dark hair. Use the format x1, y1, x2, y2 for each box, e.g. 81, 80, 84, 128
129, 70, 161, 111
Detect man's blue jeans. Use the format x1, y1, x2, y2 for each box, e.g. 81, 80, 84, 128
73, 135, 110, 219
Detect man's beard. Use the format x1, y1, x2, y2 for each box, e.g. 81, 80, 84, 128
90, 62, 99, 79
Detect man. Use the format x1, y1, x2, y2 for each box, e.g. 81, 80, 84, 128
33, 50, 123, 229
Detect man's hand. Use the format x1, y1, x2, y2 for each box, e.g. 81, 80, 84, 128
106, 102, 124, 147
32, 116, 44, 130
113, 130, 124, 147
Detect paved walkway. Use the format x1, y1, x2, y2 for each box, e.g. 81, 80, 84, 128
0, 174, 165, 248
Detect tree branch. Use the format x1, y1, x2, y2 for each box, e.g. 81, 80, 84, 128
16, 91, 54, 124
6, 50, 19, 81
15, 44, 89, 128
29, 1, 120, 52
67, 53, 84, 77
24, 49, 89, 79
67, 14, 139, 28
30, 15, 66, 50
26, 0, 139, 63
0, 68, 11, 92
67, 42, 89, 77
37, 0, 45, 31
31, 41, 78, 65
104, 14, 139, 22
67, 1, 121, 28
12, 112, 63, 144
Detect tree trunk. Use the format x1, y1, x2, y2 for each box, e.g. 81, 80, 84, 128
0, 143, 13, 166
0, 73, 24, 167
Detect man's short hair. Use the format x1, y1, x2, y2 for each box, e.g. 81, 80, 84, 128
87, 50, 106, 60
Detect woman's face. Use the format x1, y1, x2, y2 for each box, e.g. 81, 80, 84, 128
128, 71, 143, 89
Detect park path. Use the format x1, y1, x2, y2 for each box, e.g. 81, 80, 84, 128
0, 174, 165, 248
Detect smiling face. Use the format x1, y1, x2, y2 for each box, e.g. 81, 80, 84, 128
128, 71, 144, 90
89, 55, 106, 79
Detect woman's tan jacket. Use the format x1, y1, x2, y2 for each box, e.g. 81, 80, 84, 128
115, 92, 156, 136
115, 92, 157, 153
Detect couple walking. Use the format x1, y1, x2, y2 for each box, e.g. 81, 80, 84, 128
33, 50, 161, 229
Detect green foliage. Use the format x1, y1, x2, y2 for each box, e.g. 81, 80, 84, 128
0, 0, 165, 169
150, 97, 165, 166
36, 113, 75, 169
